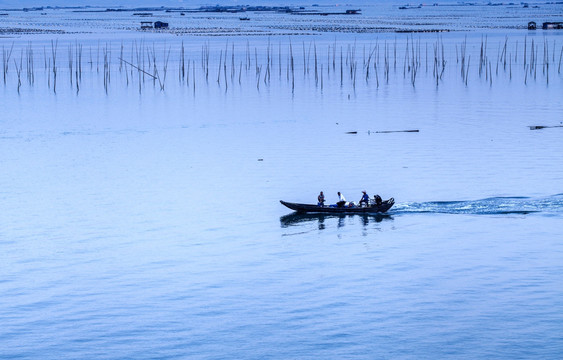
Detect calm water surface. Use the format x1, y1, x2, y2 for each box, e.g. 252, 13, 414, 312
1, 5, 563, 359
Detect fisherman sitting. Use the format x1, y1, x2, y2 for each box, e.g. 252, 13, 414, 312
373, 194, 383, 206
317, 191, 325, 207
359, 191, 370, 207
336, 192, 347, 207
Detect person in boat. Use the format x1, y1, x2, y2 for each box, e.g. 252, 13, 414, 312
359, 190, 370, 207
317, 191, 325, 206
373, 194, 383, 206
337, 192, 347, 207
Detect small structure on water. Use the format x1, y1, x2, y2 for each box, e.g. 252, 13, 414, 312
542, 22, 563, 30
528, 21, 536, 30
140, 21, 153, 29
154, 21, 169, 29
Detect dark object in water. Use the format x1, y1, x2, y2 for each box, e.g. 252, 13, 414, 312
154, 21, 169, 29
528, 21, 536, 30
375, 129, 419, 133
542, 22, 563, 30
239, 17, 250, 21
280, 198, 395, 214
529, 125, 563, 130
346, 131, 358, 134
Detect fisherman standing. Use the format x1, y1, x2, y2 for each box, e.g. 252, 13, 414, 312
359, 191, 370, 207
318, 191, 325, 206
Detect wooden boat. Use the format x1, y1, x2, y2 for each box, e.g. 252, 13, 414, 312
280, 198, 394, 214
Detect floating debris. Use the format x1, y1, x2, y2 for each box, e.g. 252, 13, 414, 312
375, 129, 419, 133
345, 131, 358, 134
529, 125, 563, 130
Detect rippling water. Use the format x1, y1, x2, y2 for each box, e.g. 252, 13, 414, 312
2, 4, 563, 359
393, 195, 563, 215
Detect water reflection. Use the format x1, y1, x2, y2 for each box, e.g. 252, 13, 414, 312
280, 212, 393, 230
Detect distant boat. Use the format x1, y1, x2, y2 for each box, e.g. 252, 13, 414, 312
280, 198, 394, 214
239, 17, 250, 21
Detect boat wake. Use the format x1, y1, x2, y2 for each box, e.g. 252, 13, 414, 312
390, 194, 563, 216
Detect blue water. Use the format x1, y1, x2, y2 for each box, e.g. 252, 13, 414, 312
2, 3, 563, 359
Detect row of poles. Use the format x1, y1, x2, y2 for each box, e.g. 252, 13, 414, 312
2, 36, 562, 94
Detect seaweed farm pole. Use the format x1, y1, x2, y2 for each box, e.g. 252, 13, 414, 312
193, 60, 196, 95
51, 40, 58, 93
266, 38, 271, 84
180, 41, 185, 83
479, 36, 484, 77
374, 48, 380, 88
14, 54, 23, 94
279, 42, 282, 79
3, 42, 15, 85
314, 42, 318, 87
340, 46, 343, 86
333, 38, 337, 72
534, 43, 538, 80
394, 37, 397, 71
327, 45, 330, 77
302, 42, 306, 77
289, 39, 294, 92
75, 42, 81, 93
365, 46, 372, 82
509, 52, 512, 81
558, 45, 562, 74
465, 56, 470, 86
502, 36, 508, 71
489, 61, 492, 87
119, 42, 124, 72
239, 61, 242, 85
307, 42, 312, 76
224, 54, 228, 92
245, 41, 250, 72
48, 58, 51, 89
254, 47, 258, 77
68, 44, 73, 87
425, 42, 428, 74
231, 44, 235, 81
404, 37, 410, 78
440, 38, 446, 79
523, 36, 527, 69
77, 42, 82, 83
217, 50, 222, 85
320, 64, 323, 91
186, 56, 190, 87
26, 42, 34, 86
162, 46, 170, 91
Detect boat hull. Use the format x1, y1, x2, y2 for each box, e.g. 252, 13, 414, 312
280, 198, 394, 214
